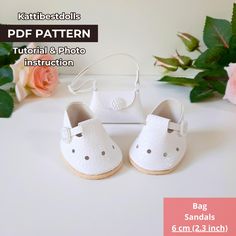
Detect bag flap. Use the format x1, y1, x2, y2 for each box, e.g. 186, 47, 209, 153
93, 90, 137, 109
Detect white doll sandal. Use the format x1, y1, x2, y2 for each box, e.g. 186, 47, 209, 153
129, 99, 187, 175
60, 102, 123, 179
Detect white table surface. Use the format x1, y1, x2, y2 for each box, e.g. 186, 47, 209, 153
0, 75, 236, 236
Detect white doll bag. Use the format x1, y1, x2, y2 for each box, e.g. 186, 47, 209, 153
68, 53, 145, 124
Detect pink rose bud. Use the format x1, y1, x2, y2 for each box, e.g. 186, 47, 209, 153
174, 51, 192, 70
177, 32, 200, 52
224, 63, 236, 104
154, 56, 179, 72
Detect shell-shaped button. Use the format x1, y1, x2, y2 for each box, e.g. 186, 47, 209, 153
110, 97, 127, 110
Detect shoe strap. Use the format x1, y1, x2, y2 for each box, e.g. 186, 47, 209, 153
146, 114, 187, 136
61, 126, 83, 143
169, 121, 188, 136
68, 53, 140, 94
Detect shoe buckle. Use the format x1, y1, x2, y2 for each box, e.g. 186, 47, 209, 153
180, 121, 188, 136
61, 127, 72, 143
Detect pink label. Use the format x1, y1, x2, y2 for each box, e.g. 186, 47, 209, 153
164, 198, 236, 235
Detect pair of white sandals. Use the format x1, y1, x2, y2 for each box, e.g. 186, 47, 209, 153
60, 99, 187, 179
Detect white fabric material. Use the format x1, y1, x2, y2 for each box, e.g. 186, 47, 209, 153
60, 103, 123, 176
129, 99, 187, 172
90, 90, 145, 124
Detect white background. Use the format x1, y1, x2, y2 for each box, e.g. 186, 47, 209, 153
0, 0, 235, 74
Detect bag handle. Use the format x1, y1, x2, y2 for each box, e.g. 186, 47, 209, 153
68, 53, 140, 94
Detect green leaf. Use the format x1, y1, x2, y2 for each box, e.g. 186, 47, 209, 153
0, 55, 9, 67
203, 16, 232, 48
232, 3, 236, 35
0, 45, 26, 66
0, 89, 14, 117
193, 69, 228, 96
0, 66, 13, 86
190, 86, 214, 102
208, 79, 227, 95
229, 35, 236, 62
159, 76, 198, 86
8, 45, 26, 64
0, 42, 13, 56
194, 47, 229, 69
195, 69, 228, 81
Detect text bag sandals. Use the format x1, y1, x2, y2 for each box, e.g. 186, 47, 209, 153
68, 53, 145, 124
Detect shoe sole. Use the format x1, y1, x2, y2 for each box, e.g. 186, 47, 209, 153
129, 156, 178, 175
62, 155, 123, 180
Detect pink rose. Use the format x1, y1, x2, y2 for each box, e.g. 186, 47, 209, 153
27, 54, 58, 97
224, 63, 236, 104
11, 43, 58, 102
